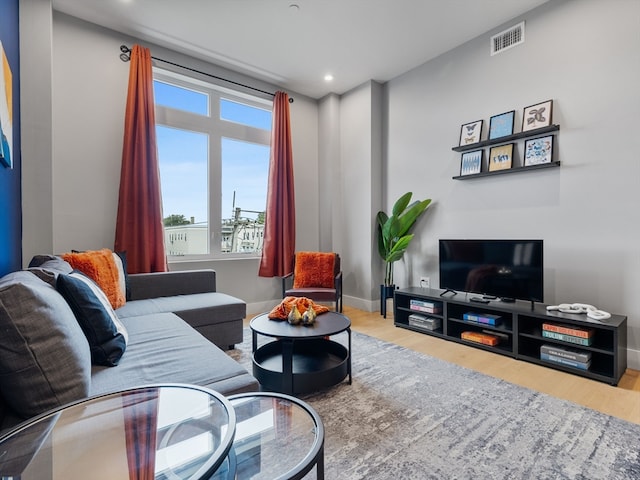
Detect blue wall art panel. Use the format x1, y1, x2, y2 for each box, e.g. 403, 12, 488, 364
0, 0, 22, 276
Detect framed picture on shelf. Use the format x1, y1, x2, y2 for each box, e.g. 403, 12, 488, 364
522, 99, 553, 132
460, 150, 483, 176
524, 135, 554, 166
459, 120, 483, 146
488, 110, 515, 140
488, 143, 514, 171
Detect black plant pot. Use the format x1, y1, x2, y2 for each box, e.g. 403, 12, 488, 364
380, 284, 396, 318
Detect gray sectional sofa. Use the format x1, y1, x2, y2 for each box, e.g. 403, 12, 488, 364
0, 256, 258, 432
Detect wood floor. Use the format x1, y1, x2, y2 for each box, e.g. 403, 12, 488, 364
343, 306, 640, 425
248, 306, 640, 425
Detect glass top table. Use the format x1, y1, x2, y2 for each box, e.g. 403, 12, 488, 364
212, 392, 324, 480
0, 384, 236, 480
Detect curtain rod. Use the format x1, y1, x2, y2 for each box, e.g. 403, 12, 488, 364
119, 45, 293, 103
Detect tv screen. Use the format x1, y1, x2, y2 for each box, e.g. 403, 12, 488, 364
439, 239, 543, 302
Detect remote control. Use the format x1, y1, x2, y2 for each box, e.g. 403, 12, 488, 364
470, 297, 490, 304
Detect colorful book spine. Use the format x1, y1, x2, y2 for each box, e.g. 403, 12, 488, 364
463, 312, 501, 326
542, 330, 593, 346
540, 344, 591, 363
461, 331, 499, 346
410, 304, 442, 314
540, 352, 591, 370
542, 323, 594, 339
409, 299, 441, 310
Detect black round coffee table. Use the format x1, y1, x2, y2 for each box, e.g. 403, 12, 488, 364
250, 311, 352, 395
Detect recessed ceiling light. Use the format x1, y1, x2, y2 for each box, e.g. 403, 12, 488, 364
324, 74, 334, 82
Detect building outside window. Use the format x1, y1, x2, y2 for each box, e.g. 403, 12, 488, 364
153, 70, 271, 258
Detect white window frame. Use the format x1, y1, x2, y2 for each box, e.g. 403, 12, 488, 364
153, 68, 272, 260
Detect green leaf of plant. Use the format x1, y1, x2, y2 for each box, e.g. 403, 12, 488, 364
396, 199, 431, 237
377, 222, 387, 260
382, 215, 402, 247
389, 234, 413, 254
391, 192, 413, 217
376, 192, 433, 279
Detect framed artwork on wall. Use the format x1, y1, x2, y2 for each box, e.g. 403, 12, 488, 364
524, 135, 554, 166
522, 99, 553, 132
488, 110, 515, 140
460, 150, 483, 176
459, 120, 483, 146
0, 41, 13, 169
488, 143, 514, 172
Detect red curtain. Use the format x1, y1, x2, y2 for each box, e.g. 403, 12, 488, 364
259, 91, 296, 277
114, 44, 167, 274
122, 389, 159, 480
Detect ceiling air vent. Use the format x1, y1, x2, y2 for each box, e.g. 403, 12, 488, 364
491, 21, 525, 56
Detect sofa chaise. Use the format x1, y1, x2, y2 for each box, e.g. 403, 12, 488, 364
0, 253, 258, 433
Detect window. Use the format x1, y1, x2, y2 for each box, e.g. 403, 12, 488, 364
154, 71, 271, 258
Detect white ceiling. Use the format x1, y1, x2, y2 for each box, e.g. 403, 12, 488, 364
52, 0, 550, 99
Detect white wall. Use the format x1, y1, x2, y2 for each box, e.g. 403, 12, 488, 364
20, 0, 640, 367
337, 81, 384, 310
20, 0, 54, 262
384, 0, 640, 367
21, 11, 321, 310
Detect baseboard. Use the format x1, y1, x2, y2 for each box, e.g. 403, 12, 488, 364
246, 300, 280, 316
627, 346, 640, 371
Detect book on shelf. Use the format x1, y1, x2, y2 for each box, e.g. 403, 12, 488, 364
463, 312, 502, 326
409, 299, 440, 309
540, 352, 591, 371
483, 329, 509, 344
540, 344, 591, 363
409, 321, 440, 331
542, 330, 593, 346
542, 323, 594, 339
409, 299, 442, 313
410, 304, 442, 314
461, 331, 499, 346
408, 313, 441, 331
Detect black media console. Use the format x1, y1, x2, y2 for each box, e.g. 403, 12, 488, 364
393, 287, 627, 385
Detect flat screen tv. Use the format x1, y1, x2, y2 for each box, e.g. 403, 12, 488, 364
439, 239, 544, 302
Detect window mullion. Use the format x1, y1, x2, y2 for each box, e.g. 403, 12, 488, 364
209, 92, 222, 255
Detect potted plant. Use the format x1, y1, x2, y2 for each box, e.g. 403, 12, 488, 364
376, 192, 431, 316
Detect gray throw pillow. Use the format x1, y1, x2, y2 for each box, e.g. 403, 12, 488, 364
28, 257, 73, 287
0, 271, 91, 419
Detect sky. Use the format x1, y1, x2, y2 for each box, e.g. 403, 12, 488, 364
154, 80, 271, 224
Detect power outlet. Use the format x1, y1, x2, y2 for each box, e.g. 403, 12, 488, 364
420, 276, 430, 289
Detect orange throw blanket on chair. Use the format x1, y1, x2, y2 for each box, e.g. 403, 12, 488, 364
268, 296, 330, 320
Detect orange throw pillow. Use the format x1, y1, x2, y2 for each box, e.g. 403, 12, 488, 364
292, 252, 335, 288
268, 296, 330, 320
61, 249, 126, 309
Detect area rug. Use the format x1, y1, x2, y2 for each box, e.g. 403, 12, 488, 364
227, 329, 640, 479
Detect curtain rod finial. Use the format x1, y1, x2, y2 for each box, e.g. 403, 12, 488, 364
119, 45, 131, 62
